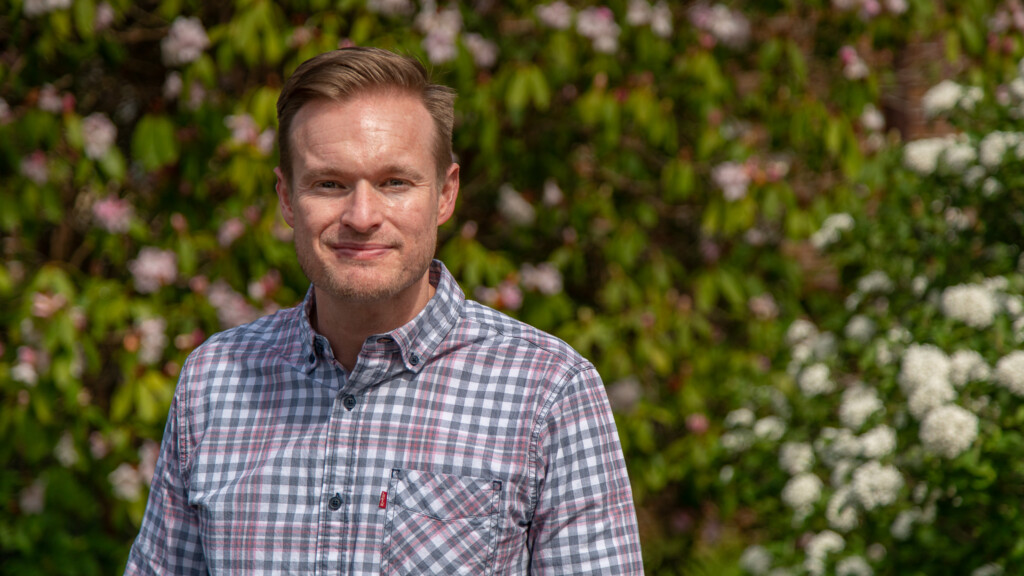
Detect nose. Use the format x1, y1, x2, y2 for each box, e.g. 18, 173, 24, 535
339, 181, 383, 233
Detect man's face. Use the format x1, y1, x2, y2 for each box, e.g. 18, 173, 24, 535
275, 93, 459, 306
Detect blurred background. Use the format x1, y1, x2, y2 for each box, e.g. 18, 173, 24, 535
4, 0, 1024, 574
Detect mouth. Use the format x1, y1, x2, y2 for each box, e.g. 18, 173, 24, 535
327, 242, 394, 261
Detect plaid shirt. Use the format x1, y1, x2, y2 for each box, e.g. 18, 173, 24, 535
125, 260, 643, 575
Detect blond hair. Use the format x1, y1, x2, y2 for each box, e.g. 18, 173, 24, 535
276, 47, 456, 181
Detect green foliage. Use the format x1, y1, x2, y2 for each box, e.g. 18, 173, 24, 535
2, 0, 1022, 573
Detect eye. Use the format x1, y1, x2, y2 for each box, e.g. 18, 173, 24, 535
384, 178, 408, 187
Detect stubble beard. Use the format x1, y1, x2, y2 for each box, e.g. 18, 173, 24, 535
295, 234, 436, 305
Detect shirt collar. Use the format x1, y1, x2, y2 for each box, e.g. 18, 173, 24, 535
296, 259, 464, 374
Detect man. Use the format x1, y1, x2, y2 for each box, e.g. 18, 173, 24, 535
125, 46, 643, 575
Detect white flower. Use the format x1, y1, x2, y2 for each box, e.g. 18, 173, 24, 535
817, 428, 863, 465
535, 1, 573, 29
24, 0, 71, 17
805, 530, 845, 576
627, 0, 652, 25
907, 376, 956, 420
780, 442, 815, 475
782, 473, 823, 511
844, 315, 876, 343
740, 545, 773, 575
161, 17, 210, 67
971, 563, 1004, 576
827, 486, 859, 532
520, 262, 563, 295
19, 478, 46, 514
919, 404, 978, 458
890, 509, 918, 539
839, 385, 883, 430
366, 0, 414, 16
712, 161, 750, 201
858, 425, 896, 459
903, 136, 954, 175
54, 432, 79, 467
856, 270, 893, 294
978, 131, 1024, 168
786, 319, 819, 346
81, 113, 117, 159
207, 280, 259, 329
799, 363, 835, 397
607, 377, 642, 413
922, 80, 980, 117
721, 430, 754, 452
941, 283, 998, 328
138, 317, 168, 365
497, 184, 536, 225
725, 407, 755, 428
851, 461, 903, 511
940, 140, 977, 173
949, 349, 990, 387
994, 350, 1024, 396
860, 104, 885, 132
836, 555, 874, 576
109, 463, 143, 500
416, 5, 462, 64
811, 213, 855, 250
754, 416, 786, 441
649, 2, 673, 37
898, 343, 950, 396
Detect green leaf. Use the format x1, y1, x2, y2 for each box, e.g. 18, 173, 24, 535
131, 115, 180, 170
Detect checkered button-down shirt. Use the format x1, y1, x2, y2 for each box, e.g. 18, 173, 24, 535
125, 260, 644, 575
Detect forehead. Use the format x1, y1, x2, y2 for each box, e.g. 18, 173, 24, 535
290, 91, 434, 145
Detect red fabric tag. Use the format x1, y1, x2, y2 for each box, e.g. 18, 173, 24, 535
378, 491, 388, 509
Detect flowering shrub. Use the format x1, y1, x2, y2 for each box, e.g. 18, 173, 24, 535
727, 60, 1024, 575
2, 0, 1021, 573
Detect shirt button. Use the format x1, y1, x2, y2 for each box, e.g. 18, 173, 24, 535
343, 395, 356, 411
409, 353, 420, 366
328, 493, 342, 510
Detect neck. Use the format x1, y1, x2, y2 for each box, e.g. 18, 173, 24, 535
312, 277, 435, 372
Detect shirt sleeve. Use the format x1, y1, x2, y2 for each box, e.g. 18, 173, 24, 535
124, 387, 207, 575
528, 363, 644, 574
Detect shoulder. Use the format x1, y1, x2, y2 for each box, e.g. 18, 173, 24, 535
456, 299, 594, 379
179, 304, 304, 382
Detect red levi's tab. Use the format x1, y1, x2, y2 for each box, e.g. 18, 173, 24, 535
378, 491, 388, 509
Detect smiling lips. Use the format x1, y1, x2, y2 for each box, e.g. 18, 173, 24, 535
328, 241, 395, 260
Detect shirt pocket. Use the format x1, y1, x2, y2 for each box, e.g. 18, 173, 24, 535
380, 468, 503, 576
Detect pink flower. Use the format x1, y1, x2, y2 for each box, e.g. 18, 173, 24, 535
30, 292, 67, 318
207, 280, 259, 328
536, 2, 573, 29
161, 16, 210, 67
20, 152, 48, 185
82, 112, 117, 159
138, 317, 168, 365
577, 7, 621, 54
711, 161, 750, 201
37, 84, 63, 113
463, 33, 498, 68
94, 2, 115, 31
92, 195, 134, 233
89, 431, 110, 459
686, 413, 710, 435
416, 6, 462, 64
129, 247, 178, 293
217, 217, 245, 247
521, 263, 564, 295
138, 440, 160, 486
19, 478, 46, 514
163, 72, 183, 100
689, 4, 750, 49
0, 97, 11, 124
498, 280, 523, 310
840, 46, 869, 80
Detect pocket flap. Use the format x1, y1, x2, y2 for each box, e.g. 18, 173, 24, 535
393, 469, 501, 520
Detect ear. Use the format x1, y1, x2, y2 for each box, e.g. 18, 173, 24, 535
274, 166, 295, 228
436, 163, 460, 226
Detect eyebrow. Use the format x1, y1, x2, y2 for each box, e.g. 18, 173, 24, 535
299, 164, 428, 184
